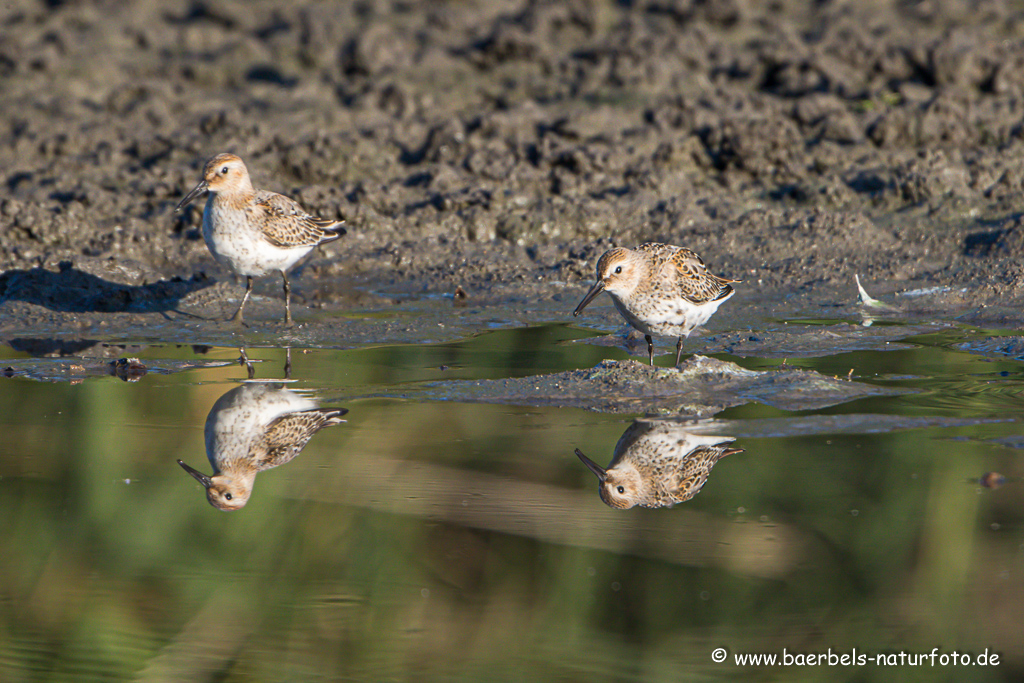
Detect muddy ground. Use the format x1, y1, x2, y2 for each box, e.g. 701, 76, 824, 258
3, 0, 1024, 349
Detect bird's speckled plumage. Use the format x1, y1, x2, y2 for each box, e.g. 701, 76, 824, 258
575, 420, 742, 509
176, 153, 346, 325
177, 382, 347, 510
573, 242, 738, 366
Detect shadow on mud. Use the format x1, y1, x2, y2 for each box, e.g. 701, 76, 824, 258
0, 262, 213, 314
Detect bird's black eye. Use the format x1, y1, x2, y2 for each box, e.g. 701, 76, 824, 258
220, 166, 229, 174
614, 266, 622, 274
225, 492, 233, 500
617, 486, 625, 494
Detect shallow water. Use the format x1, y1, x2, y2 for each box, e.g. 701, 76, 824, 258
2, 322, 1022, 681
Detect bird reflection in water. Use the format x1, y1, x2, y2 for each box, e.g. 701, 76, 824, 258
575, 419, 742, 509
177, 348, 347, 510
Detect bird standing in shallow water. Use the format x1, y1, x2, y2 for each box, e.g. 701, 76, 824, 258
573, 242, 738, 367
575, 420, 742, 509
177, 382, 348, 510
176, 153, 346, 326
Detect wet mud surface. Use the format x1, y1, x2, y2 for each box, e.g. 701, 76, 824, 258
4, 0, 1024, 352
370, 355, 909, 416
0, 353, 234, 383
576, 317, 946, 358
957, 334, 1024, 361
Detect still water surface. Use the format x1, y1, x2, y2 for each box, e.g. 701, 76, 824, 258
1, 323, 1022, 681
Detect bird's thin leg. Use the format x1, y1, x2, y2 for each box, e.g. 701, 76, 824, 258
231, 276, 253, 324
282, 271, 293, 327
645, 334, 654, 366
284, 347, 292, 379
238, 347, 255, 379
675, 337, 684, 368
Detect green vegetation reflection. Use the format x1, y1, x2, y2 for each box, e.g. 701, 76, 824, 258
0, 325, 1021, 681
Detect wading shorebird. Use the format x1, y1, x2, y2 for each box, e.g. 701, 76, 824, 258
575, 420, 742, 509
177, 382, 348, 510
573, 242, 738, 367
176, 153, 346, 326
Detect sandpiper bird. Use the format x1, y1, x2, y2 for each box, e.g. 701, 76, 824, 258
175, 153, 346, 325
575, 420, 742, 509
177, 382, 348, 510
573, 243, 738, 367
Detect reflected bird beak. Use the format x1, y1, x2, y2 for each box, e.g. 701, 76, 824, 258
175, 180, 208, 212
572, 281, 605, 317
177, 459, 213, 488
575, 448, 606, 482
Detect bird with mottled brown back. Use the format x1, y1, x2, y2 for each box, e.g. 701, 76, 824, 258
176, 153, 346, 325
177, 382, 347, 510
575, 419, 742, 509
573, 242, 738, 367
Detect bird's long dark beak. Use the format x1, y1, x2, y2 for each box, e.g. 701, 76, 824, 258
573, 280, 605, 317
575, 448, 606, 482
177, 459, 212, 488
175, 180, 208, 212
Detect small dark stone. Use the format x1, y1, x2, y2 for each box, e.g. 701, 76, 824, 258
980, 472, 1006, 489
111, 357, 147, 382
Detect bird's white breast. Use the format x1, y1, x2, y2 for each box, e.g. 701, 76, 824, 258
613, 290, 733, 338
204, 383, 318, 469
203, 197, 313, 277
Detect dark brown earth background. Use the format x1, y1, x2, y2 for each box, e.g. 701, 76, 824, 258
3, 0, 1024, 346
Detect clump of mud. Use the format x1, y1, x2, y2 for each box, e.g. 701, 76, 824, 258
376, 355, 908, 415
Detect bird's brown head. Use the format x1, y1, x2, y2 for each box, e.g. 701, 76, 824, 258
573, 248, 643, 316
176, 153, 252, 211
177, 459, 250, 511
200, 153, 250, 192
204, 480, 250, 511
575, 448, 638, 509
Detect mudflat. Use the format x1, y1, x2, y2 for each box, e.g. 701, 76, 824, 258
2, 0, 1024, 343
